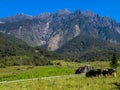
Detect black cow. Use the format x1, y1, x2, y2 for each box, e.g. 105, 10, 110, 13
102, 68, 116, 77
86, 69, 102, 77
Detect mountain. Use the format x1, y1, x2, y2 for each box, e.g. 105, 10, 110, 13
0, 13, 33, 23
0, 32, 62, 67
56, 35, 120, 61
0, 9, 120, 51
0, 32, 32, 58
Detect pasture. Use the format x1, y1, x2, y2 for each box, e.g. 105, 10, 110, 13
0, 60, 120, 90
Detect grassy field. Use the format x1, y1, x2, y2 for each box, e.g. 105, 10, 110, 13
0, 60, 120, 90
0, 65, 74, 81
0, 60, 110, 81
0, 75, 119, 90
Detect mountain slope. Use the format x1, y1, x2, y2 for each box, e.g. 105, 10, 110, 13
0, 32, 32, 57
0, 13, 33, 23
56, 35, 120, 61
0, 33, 62, 66
0, 9, 120, 51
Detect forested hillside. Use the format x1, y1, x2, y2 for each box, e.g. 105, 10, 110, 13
0, 33, 62, 67
0, 32, 32, 57
56, 35, 120, 61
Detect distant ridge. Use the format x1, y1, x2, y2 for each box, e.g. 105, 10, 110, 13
0, 9, 120, 54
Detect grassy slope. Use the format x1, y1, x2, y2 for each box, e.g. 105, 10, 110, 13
0, 61, 120, 90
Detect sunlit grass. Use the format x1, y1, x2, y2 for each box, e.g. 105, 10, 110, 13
0, 60, 116, 81
0, 60, 120, 90
0, 73, 120, 90
0, 65, 75, 81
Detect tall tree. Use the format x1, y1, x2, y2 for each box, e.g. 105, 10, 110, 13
111, 52, 118, 68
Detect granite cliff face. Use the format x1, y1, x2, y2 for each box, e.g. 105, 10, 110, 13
0, 9, 120, 51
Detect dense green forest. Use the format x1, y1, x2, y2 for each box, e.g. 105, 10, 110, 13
56, 34, 120, 61
0, 33, 62, 67
1, 32, 120, 68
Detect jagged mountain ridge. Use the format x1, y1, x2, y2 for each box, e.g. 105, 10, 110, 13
0, 13, 34, 23
0, 9, 120, 51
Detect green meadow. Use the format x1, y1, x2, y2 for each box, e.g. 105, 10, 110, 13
0, 60, 120, 90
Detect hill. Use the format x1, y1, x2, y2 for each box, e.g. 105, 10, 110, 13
0, 33, 61, 67
56, 35, 120, 61
0, 32, 32, 58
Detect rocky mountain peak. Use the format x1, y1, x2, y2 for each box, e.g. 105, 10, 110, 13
0, 9, 120, 51
0, 13, 33, 23
82, 10, 95, 17
14, 13, 33, 18
57, 9, 71, 15
36, 13, 51, 19
74, 10, 82, 15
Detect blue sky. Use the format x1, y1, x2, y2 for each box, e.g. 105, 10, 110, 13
0, 0, 120, 22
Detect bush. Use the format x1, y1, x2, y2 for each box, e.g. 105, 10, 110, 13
56, 62, 62, 66
0, 63, 6, 68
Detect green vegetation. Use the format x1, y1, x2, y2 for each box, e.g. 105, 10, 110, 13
0, 75, 119, 90
0, 61, 120, 90
0, 62, 75, 81
0, 33, 63, 67
0, 61, 115, 81
56, 35, 120, 61
111, 53, 119, 68
0, 32, 32, 58
1, 10, 120, 90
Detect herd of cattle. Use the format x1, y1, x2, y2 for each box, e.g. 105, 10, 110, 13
75, 65, 117, 77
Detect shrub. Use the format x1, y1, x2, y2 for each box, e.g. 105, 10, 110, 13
0, 63, 6, 68
56, 62, 62, 66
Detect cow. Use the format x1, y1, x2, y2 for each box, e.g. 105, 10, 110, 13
86, 69, 102, 77
102, 68, 117, 77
